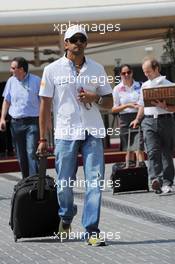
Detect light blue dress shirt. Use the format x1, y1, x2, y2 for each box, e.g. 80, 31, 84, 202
3, 73, 41, 118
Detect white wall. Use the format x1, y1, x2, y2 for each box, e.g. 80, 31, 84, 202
0, 39, 165, 81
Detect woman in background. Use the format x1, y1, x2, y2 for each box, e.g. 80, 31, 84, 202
112, 64, 145, 166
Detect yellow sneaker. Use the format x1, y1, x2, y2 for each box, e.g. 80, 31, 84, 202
86, 234, 106, 246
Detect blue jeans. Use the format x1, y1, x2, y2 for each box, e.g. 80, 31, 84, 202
55, 133, 104, 235
10, 117, 39, 178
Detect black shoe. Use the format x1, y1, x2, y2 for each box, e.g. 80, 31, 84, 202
152, 179, 162, 194
155, 189, 162, 194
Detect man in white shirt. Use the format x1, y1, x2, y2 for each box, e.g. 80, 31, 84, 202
131, 58, 175, 194
38, 25, 113, 245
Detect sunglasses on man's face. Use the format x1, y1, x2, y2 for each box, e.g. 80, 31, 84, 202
68, 35, 87, 44
121, 70, 132, 76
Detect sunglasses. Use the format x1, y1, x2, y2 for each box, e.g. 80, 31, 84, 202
68, 35, 87, 44
121, 70, 132, 76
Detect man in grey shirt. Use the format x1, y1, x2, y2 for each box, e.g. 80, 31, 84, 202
131, 58, 175, 194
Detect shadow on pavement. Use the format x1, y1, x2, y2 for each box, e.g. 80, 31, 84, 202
108, 238, 175, 246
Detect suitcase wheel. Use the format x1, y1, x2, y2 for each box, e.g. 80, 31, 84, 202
14, 235, 17, 242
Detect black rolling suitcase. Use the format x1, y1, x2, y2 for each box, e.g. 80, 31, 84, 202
9, 155, 60, 242
111, 127, 149, 194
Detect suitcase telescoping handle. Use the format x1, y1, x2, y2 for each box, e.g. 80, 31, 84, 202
36, 154, 48, 200
126, 126, 142, 168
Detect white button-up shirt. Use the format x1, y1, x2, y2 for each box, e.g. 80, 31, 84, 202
113, 80, 141, 114
39, 56, 112, 140
138, 75, 174, 117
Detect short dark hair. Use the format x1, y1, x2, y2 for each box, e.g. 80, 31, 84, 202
12, 57, 28, 73
119, 64, 133, 74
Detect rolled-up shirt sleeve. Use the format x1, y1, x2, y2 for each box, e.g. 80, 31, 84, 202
39, 67, 55, 98
2, 79, 11, 103
138, 86, 144, 106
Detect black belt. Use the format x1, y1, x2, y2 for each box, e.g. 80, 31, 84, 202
12, 117, 38, 122
144, 114, 173, 119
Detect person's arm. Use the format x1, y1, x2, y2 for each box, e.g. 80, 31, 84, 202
96, 94, 113, 109
78, 90, 113, 109
77, 64, 113, 109
151, 100, 175, 112
0, 99, 10, 131
37, 96, 52, 153
167, 105, 175, 112
130, 105, 144, 128
112, 103, 139, 113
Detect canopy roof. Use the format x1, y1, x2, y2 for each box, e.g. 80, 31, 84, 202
0, 0, 174, 49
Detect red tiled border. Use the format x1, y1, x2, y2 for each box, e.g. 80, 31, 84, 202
0, 151, 126, 173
